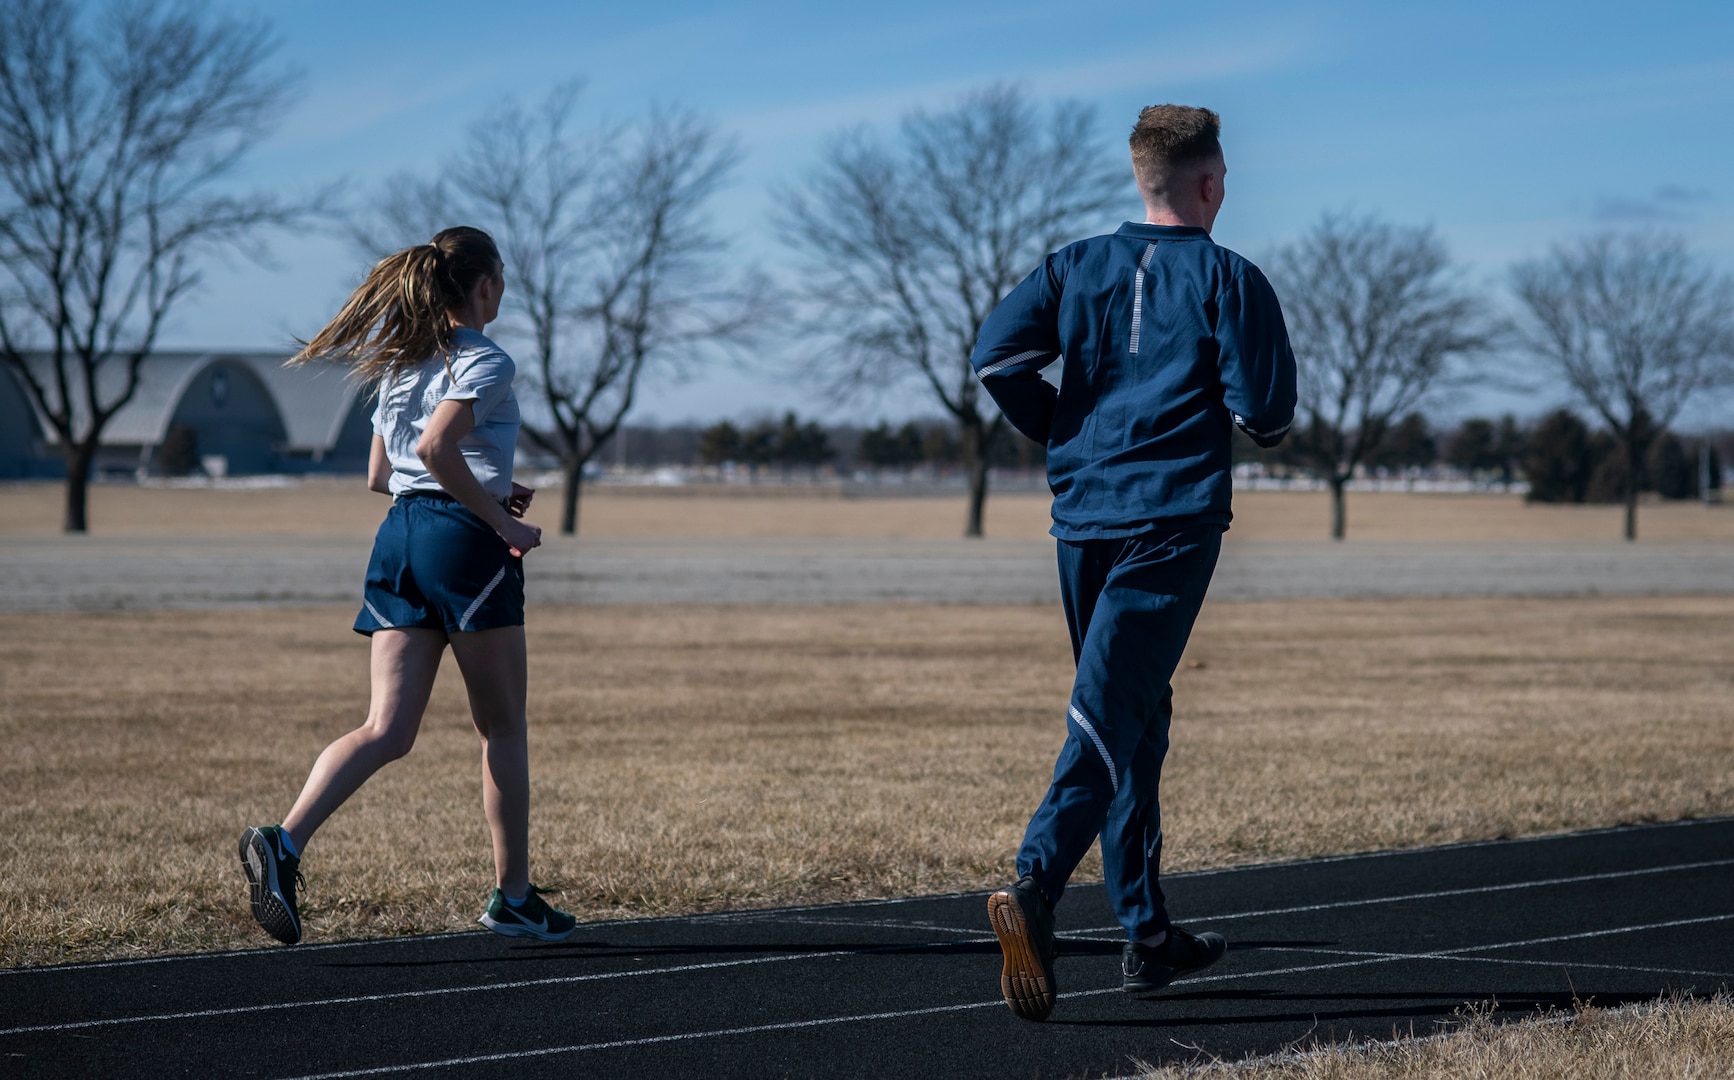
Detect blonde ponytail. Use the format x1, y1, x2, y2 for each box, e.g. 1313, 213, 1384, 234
291, 226, 502, 383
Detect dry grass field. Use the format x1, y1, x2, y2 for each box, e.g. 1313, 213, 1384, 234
5, 478, 1734, 542
1138, 995, 1734, 1079
3, 594, 1731, 968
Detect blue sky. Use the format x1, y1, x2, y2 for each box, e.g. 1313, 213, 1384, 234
177, 0, 1734, 426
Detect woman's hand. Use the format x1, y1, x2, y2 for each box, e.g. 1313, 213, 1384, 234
496, 516, 542, 557
417, 400, 541, 555
507, 482, 535, 518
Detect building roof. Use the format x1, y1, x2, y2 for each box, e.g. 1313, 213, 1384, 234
244, 355, 368, 452
14, 351, 365, 453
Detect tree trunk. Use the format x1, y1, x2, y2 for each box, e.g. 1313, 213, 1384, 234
1329, 474, 1347, 541
64, 440, 96, 534
1624, 439, 1640, 542
960, 418, 988, 538
560, 460, 582, 537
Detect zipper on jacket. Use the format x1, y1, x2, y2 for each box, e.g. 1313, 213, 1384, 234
1129, 242, 1157, 354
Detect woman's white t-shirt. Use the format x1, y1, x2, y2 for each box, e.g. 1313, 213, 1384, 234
372, 328, 520, 501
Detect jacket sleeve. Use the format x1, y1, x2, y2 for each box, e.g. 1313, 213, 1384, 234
970, 255, 1064, 444
1217, 262, 1297, 449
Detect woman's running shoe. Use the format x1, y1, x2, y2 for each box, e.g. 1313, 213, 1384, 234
239, 825, 304, 945
478, 884, 577, 941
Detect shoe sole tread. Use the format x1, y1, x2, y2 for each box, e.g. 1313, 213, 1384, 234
988, 889, 1055, 1022
239, 829, 301, 946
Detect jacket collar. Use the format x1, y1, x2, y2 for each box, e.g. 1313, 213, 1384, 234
1115, 222, 1211, 241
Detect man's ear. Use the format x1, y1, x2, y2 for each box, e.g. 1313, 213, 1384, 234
1200, 167, 1222, 207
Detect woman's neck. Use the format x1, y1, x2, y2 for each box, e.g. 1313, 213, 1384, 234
447, 309, 488, 333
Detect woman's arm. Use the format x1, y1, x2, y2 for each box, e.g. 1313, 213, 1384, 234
416, 399, 541, 556
367, 435, 392, 494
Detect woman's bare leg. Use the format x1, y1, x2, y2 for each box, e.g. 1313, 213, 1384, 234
281, 628, 447, 852
447, 625, 529, 897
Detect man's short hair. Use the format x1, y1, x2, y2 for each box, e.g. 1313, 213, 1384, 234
1129, 105, 1221, 198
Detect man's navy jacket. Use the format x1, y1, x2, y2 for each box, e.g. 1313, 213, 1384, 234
971, 222, 1298, 540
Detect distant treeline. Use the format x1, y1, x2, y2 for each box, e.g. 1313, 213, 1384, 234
584, 414, 1046, 473
575, 409, 1725, 502
1232, 410, 1725, 503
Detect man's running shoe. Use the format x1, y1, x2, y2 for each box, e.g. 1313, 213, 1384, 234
239, 825, 303, 945
478, 885, 577, 942
987, 876, 1058, 1021
1121, 925, 1227, 996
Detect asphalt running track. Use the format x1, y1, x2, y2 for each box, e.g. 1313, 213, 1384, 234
4, 819, 1731, 1079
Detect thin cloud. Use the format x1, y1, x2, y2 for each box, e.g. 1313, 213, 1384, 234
1455, 57, 1734, 130
1655, 184, 1713, 204
1592, 185, 1716, 222
271, 67, 494, 151
1024, 32, 1319, 100
723, 24, 1320, 148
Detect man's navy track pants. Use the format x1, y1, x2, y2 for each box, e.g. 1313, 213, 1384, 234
1015, 522, 1223, 941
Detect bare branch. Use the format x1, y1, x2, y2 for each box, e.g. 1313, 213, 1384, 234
352, 87, 767, 535
779, 85, 1124, 412
1269, 212, 1497, 484
776, 83, 1127, 536
0, 0, 306, 531
1265, 212, 1497, 538
1512, 231, 1734, 539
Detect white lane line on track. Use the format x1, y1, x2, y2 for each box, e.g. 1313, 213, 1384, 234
1252, 945, 1734, 983
277, 998, 1016, 1079
1172, 912, 1734, 989
0, 931, 487, 977
1066, 856, 1734, 936
0, 947, 867, 1036
10, 819, 1728, 978
270, 912, 1734, 1080
713, 856, 1734, 942
770, 915, 989, 936
1170, 815, 1734, 879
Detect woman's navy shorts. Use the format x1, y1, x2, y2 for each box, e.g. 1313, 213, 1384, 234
354, 493, 525, 636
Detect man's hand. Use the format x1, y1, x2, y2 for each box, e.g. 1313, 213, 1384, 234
497, 516, 542, 558
507, 482, 535, 519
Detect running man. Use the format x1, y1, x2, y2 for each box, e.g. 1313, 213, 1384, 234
239, 226, 576, 945
972, 106, 1296, 1020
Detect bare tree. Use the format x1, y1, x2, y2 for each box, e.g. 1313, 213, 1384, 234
1267, 213, 1496, 539
0, 0, 304, 531
360, 86, 763, 536
1513, 233, 1734, 540
778, 84, 1127, 537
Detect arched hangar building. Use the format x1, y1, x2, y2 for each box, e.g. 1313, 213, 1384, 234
1, 353, 375, 479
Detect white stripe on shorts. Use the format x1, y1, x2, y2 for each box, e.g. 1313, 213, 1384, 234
458, 566, 509, 631
362, 598, 395, 629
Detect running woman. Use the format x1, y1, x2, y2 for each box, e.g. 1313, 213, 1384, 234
971, 107, 1296, 1020
240, 226, 575, 945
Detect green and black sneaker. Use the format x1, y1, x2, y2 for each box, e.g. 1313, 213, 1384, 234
239, 825, 304, 945
478, 884, 577, 942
